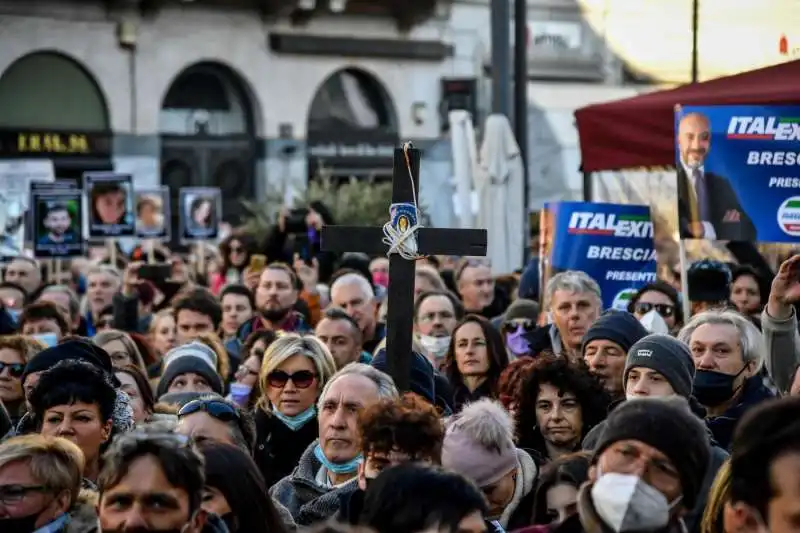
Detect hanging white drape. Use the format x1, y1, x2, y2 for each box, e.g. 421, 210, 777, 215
476, 114, 525, 275
449, 110, 479, 229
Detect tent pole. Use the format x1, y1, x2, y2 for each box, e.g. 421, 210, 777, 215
582, 170, 593, 202
491, 0, 511, 116
691, 0, 699, 82
514, 0, 529, 263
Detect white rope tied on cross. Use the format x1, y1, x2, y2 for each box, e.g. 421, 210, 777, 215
381, 142, 425, 261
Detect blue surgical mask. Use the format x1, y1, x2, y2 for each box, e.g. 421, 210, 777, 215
32, 333, 58, 348
5, 308, 20, 324
273, 405, 316, 431
313, 443, 362, 474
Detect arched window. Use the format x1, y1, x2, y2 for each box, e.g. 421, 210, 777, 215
308, 68, 397, 132
0, 52, 109, 130
160, 63, 254, 136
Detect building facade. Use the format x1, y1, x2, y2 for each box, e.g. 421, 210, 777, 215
0, 0, 465, 232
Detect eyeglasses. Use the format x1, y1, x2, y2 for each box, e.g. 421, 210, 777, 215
0, 361, 25, 378
0, 484, 49, 503
178, 399, 240, 422
417, 310, 456, 323
634, 302, 675, 318
266, 370, 317, 389
229, 246, 244, 254
501, 320, 536, 334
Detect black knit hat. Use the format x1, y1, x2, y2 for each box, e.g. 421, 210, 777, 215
582, 310, 649, 355
593, 397, 710, 508
22, 339, 113, 384
624, 334, 695, 399
372, 349, 434, 406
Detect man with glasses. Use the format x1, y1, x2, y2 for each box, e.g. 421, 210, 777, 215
497, 299, 539, 360
176, 395, 256, 454
0, 434, 87, 533
413, 290, 463, 364
581, 397, 710, 533
97, 429, 216, 533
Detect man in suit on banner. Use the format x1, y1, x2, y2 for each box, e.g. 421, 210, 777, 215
677, 112, 757, 241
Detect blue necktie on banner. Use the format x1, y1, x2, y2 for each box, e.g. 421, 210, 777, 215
693, 168, 710, 222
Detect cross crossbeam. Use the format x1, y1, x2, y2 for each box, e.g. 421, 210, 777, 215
321, 147, 487, 391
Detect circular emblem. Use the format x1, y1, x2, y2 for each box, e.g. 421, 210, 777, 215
777, 196, 800, 236
611, 288, 637, 311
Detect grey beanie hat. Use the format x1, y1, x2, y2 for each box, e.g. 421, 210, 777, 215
624, 334, 695, 398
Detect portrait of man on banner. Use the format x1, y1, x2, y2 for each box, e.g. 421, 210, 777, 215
675, 111, 757, 241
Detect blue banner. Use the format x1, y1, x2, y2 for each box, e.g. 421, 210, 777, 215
546, 201, 657, 311
675, 104, 800, 243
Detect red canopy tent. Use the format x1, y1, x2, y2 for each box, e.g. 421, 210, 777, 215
574, 59, 800, 172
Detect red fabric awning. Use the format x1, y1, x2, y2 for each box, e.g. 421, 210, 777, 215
574, 59, 800, 172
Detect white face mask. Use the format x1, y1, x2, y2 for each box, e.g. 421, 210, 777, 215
418, 335, 451, 359
639, 309, 669, 335
591, 472, 681, 532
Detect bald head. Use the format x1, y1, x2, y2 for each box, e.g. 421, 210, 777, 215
678, 112, 711, 169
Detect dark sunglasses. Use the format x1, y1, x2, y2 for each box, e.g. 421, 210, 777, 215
634, 302, 675, 318
178, 399, 240, 422
501, 320, 535, 334
267, 370, 317, 389
0, 362, 25, 378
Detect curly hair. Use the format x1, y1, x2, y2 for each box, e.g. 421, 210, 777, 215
0, 334, 45, 363
497, 358, 537, 411
515, 356, 610, 454
359, 393, 444, 463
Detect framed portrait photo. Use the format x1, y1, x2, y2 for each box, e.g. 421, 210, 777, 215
84, 172, 135, 238
31, 186, 84, 258
179, 187, 222, 241
134, 187, 171, 240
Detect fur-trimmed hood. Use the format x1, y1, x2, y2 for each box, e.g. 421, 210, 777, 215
65, 489, 99, 533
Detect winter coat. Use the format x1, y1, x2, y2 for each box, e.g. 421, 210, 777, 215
269, 440, 358, 526
502, 449, 539, 530
253, 408, 319, 488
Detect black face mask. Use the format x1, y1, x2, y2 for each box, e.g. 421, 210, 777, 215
693, 365, 747, 407
220, 513, 238, 533
0, 512, 42, 533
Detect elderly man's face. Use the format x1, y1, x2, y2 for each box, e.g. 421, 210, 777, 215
98, 455, 205, 533
678, 114, 711, 169
331, 282, 377, 335
318, 374, 380, 463
458, 265, 494, 311
0, 459, 71, 527
551, 290, 600, 350
689, 323, 753, 378
5, 260, 40, 295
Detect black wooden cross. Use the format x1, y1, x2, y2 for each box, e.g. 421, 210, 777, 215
321, 146, 487, 391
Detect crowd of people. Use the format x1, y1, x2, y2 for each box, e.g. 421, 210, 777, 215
0, 205, 799, 533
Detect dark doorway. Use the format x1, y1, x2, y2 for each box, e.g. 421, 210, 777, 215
160, 62, 257, 243
306, 68, 398, 181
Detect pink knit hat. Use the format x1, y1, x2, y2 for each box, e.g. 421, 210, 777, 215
441, 399, 518, 487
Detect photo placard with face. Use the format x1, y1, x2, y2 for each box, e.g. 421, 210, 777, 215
84, 172, 135, 238
31, 185, 84, 258
134, 187, 171, 239
179, 187, 222, 241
